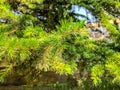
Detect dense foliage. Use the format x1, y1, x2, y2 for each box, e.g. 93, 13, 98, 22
0, 0, 120, 89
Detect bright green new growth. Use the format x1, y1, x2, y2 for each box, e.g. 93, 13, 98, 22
0, 19, 86, 82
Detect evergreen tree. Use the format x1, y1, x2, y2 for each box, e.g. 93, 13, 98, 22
0, 0, 120, 89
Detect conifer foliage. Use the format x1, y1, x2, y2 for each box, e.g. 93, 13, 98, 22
0, 0, 120, 88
